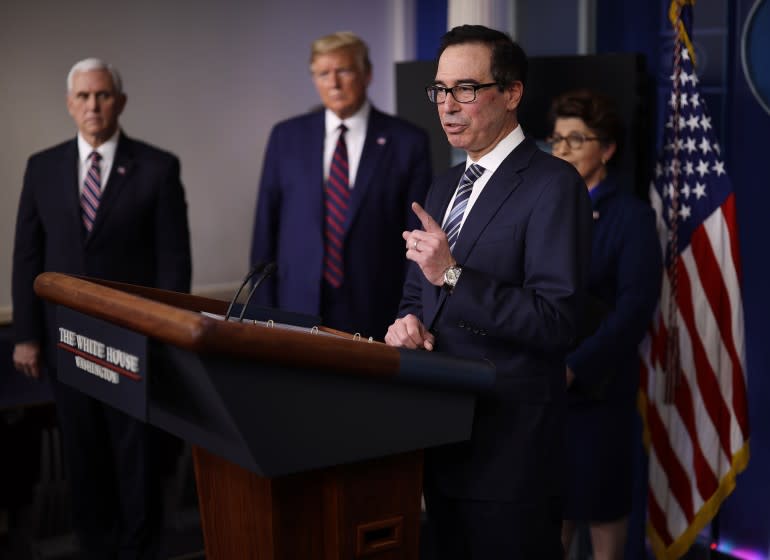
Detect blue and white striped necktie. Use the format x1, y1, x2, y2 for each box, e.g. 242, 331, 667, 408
442, 163, 485, 251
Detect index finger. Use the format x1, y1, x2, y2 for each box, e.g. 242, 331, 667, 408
411, 202, 442, 234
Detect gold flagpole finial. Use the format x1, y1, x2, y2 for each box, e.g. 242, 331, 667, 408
669, 0, 697, 65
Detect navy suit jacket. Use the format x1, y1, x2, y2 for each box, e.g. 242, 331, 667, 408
399, 137, 592, 502
12, 133, 192, 365
566, 177, 662, 401
250, 106, 431, 339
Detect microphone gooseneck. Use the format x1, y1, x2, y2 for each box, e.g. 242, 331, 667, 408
224, 262, 267, 321
237, 262, 278, 322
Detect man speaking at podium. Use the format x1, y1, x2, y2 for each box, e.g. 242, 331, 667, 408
385, 26, 592, 558
11, 58, 191, 558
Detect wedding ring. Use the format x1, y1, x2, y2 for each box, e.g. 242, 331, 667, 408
413, 239, 420, 250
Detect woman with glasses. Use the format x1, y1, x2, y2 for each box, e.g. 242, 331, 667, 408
547, 89, 662, 560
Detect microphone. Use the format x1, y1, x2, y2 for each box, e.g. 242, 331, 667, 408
237, 262, 278, 322
224, 262, 267, 321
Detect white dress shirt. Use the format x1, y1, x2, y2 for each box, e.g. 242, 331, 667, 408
323, 101, 370, 189
441, 125, 526, 231
77, 130, 120, 195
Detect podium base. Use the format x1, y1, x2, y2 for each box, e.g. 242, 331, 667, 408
192, 446, 423, 559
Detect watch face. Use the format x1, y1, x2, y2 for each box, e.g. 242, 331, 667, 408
445, 266, 460, 285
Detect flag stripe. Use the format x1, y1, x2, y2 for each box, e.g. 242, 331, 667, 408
648, 486, 675, 547
700, 204, 749, 441
667, 344, 720, 502
656, 304, 713, 508
648, 432, 689, 539
704, 202, 745, 360
722, 194, 742, 282
647, 399, 695, 520
687, 228, 747, 445
669, 307, 724, 500
672, 258, 734, 458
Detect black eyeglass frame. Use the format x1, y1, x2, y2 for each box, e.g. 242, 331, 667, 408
425, 82, 499, 104
545, 132, 605, 150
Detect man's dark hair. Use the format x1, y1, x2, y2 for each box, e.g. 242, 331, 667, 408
438, 25, 528, 90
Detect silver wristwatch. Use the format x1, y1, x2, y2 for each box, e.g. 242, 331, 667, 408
442, 265, 462, 292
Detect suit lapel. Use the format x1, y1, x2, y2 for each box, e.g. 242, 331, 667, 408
308, 112, 325, 232
435, 164, 465, 228
452, 138, 537, 263
87, 134, 134, 242
60, 140, 82, 237
450, 163, 521, 264
425, 137, 538, 328
342, 108, 386, 236
423, 164, 464, 328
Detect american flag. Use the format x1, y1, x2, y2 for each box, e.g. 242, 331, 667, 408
639, 1, 750, 558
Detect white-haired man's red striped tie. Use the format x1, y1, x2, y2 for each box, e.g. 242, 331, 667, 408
81, 151, 102, 232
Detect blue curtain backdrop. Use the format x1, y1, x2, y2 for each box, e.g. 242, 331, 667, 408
718, 0, 770, 555
416, 0, 447, 60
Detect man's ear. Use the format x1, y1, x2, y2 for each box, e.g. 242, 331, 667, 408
506, 81, 524, 111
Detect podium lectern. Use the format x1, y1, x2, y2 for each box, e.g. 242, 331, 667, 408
35, 273, 494, 559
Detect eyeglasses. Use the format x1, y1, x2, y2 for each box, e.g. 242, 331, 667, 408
545, 132, 603, 150
425, 83, 499, 104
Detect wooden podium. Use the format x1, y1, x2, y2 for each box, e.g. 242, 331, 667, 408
35, 273, 495, 559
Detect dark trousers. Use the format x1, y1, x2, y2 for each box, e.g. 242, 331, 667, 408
53, 378, 163, 559
423, 482, 563, 560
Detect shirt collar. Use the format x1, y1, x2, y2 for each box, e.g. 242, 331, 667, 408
325, 101, 370, 136
467, 124, 526, 173
77, 129, 120, 164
